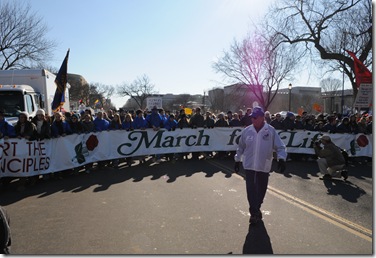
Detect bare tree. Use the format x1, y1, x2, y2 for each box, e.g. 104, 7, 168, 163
117, 74, 157, 109
267, 0, 372, 97
0, 1, 56, 70
88, 85, 100, 108
223, 85, 253, 112
320, 78, 342, 94
91, 82, 115, 109
320, 78, 342, 113
213, 30, 301, 110
174, 94, 192, 108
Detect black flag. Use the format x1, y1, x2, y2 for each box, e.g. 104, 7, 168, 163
51, 49, 70, 112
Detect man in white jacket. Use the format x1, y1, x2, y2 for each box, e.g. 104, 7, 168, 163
234, 106, 287, 224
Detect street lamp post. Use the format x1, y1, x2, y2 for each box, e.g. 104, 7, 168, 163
288, 83, 292, 111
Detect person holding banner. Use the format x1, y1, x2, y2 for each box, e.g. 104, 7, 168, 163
68, 114, 84, 134
234, 106, 287, 224
203, 111, 215, 129
14, 112, 36, 140
189, 107, 205, 160
31, 109, 51, 140
81, 114, 95, 173
51, 112, 72, 138
122, 113, 134, 131
240, 108, 253, 126
132, 109, 148, 130
93, 111, 109, 132
0, 110, 16, 139
146, 106, 163, 131
146, 106, 164, 163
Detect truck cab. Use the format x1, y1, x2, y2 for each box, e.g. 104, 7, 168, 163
0, 84, 43, 125
0, 69, 70, 125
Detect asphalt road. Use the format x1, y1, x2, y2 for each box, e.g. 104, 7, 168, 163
0, 155, 373, 254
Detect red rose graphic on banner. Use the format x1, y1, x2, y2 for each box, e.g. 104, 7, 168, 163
73, 134, 99, 164
356, 134, 369, 148
86, 134, 99, 151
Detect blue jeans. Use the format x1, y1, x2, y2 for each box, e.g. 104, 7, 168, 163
245, 170, 270, 216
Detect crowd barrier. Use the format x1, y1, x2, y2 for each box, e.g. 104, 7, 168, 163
0, 128, 372, 177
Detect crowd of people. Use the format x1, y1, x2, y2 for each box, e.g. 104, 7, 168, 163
0, 106, 372, 141
0, 105, 372, 190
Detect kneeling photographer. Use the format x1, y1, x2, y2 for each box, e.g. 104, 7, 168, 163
313, 135, 347, 180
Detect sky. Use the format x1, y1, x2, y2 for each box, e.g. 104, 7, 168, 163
27, 0, 334, 108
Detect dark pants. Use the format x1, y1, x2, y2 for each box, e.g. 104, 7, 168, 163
245, 170, 270, 216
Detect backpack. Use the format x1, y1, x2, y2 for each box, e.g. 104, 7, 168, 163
0, 206, 11, 254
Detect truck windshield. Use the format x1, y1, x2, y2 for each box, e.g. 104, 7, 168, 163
0, 91, 25, 117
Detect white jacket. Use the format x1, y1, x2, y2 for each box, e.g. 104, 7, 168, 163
234, 123, 287, 172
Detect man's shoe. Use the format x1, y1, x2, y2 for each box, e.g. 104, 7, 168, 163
341, 170, 348, 180
321, 174, 332, 180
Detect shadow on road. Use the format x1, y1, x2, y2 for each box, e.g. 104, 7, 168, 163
272, 159, 372, 181
323, 179, 367, 203
242, 221, 273, 254
0, 158, 233, 206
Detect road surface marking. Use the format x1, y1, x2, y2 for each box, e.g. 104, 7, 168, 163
207, 159, 372, 242
267, 186, 372, 242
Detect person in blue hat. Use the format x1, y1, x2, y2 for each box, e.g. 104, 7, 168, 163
282, 111, 295, 130
234, 106, 287, 224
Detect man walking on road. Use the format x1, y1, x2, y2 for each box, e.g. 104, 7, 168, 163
234, 106, 287, 224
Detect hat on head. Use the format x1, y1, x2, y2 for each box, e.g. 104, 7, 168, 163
19, 111, 29, 118
152, 106, 158, 110
36, 109, 45, 116
319, 135, 331, 142
250, 106, 265, 118
286, 112, 295, 118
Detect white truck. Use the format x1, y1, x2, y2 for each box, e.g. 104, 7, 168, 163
0, 69, 70, 124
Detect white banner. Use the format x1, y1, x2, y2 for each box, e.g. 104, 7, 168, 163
0, 128, 372, 177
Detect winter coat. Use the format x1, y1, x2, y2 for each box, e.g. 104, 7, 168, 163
146, 112, 163, 128
0, 118, 16, 138
14, 121, 36, 139
132, 117, 148, 129
51, 120, 72, 137
32, 117, 51, 140
93, 118, 109, 131
189, 114, 205, 128
313, 141, 345, 167
234, 122, 287, 172
164, 119, 178, 131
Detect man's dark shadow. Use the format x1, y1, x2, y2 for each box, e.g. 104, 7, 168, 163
242, 221, 273, 254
